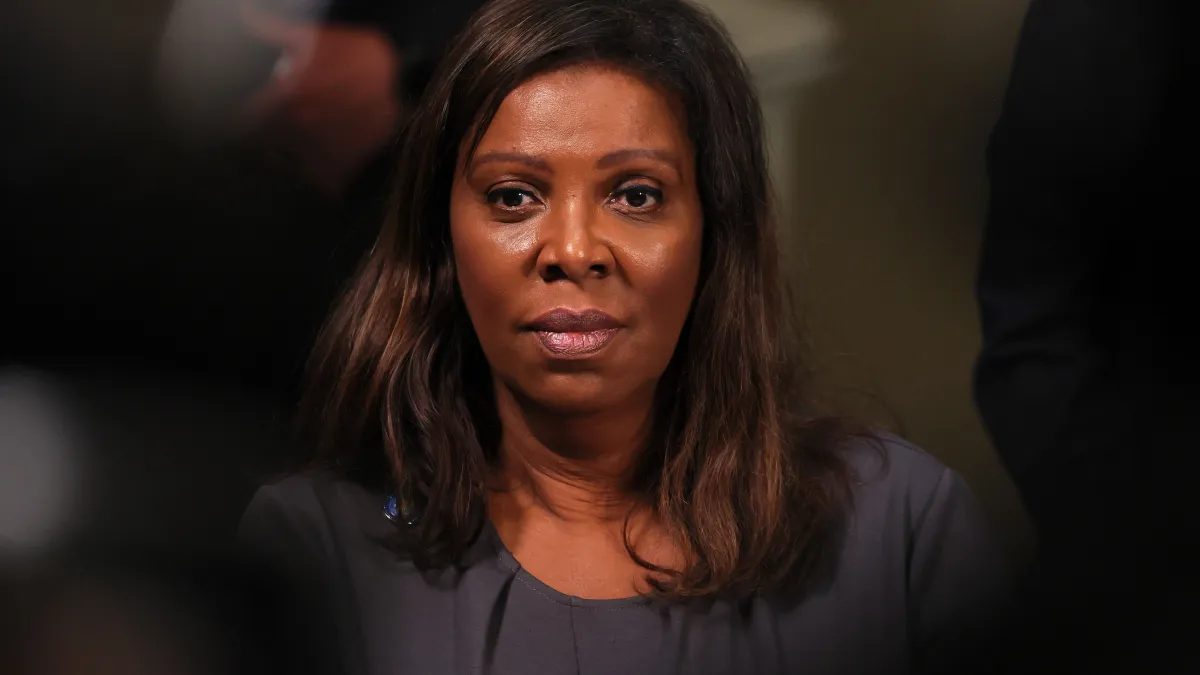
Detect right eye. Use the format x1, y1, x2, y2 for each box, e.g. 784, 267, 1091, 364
486, 187, 538, 210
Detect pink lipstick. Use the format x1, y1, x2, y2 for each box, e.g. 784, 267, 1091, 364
526, 309, 621, 357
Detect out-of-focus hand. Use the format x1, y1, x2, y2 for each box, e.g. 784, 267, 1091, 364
238, 4, 402, 197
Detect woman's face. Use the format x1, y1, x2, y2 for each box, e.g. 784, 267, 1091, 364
450, 64, 703, 414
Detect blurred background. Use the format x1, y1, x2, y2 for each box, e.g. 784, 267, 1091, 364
2, 0, 1194, 672
709, 0, 1036, 558
756, 0, 1035, 557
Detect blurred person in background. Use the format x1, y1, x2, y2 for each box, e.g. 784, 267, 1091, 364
4, 0, 485, 400
3, 4, 481, 672
974, 0, 1196, 671
229, 1, 486, 202
0, 0, 483, 551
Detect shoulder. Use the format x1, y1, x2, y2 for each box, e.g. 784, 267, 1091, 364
238, 472, 387, 675
842, 432, 969, 519
826, 434, 1012, 664
238, 470, 389, 566
244, 470, 384, 517
836, 431, 1008, 583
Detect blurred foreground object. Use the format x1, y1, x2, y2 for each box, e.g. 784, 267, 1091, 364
974, 0, 1196, 671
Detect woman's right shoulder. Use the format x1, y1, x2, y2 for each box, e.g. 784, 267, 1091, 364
238, 470, 387, 562
238, 472, 383, 673
244, 470, 340, 515
242, 471, 338, 527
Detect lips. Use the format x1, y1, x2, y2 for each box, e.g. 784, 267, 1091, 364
526, 309, 621, 357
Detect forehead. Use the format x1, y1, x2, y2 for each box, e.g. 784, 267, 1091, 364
474, 64, 690, 158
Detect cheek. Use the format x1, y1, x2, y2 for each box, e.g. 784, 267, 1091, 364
628, 228, 703, 337
450, 196, 534, 336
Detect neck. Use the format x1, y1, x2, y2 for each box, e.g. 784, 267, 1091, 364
490, 383, 654, 523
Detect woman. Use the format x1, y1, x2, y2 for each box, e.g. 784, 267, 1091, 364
240, 1, 1010, 673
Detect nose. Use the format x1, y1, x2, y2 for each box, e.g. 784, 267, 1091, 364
535, 199, 615, 283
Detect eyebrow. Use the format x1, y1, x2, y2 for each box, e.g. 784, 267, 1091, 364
469, 148, 682, 175
595, 148, 681, 173
470, 151, 552, 173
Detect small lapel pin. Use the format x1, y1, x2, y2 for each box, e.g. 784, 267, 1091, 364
384, 494, 419, 526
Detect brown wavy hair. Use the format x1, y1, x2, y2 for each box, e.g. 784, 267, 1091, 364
301, 0, 859, 599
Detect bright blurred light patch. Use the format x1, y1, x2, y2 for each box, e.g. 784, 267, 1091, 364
156, 0, 320, 142
0, 368, 81, 553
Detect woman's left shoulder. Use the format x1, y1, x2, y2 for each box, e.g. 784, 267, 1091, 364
833, 433, 1014, 670
835, 431, 1012, 593
841, 431, 986, 529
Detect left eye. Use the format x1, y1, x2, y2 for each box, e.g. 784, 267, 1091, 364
612, 185, 663, 210
487, 187, 537, 209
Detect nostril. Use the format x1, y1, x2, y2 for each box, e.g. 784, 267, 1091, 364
542, 264, 569, 282
589, 263, 609, 277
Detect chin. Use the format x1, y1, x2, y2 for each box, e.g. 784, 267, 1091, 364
516, 372, 628, 416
